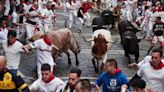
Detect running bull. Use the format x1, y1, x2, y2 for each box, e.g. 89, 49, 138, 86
118, 20, 142, 64
84, 29, 116, 73
92, 10, 116, 32
28, 28, 81, 66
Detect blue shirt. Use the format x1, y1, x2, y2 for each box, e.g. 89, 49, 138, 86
96, 71, 128, 92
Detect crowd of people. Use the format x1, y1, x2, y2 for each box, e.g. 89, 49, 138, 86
1, 48, 164, 92
0, 0, 164, 92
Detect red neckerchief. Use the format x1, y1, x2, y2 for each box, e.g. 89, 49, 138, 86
43, 35, 52, 46
150, 61, 164, 70
31, 6, 37, 11
21, 1, 28, 5
110, 68, 121, 76
44, 74, 55, 83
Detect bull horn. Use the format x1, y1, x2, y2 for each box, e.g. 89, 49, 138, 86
137, 36, 145, 40
52, 44, 59, 50
107, 38, 118, 43
113, 14, 118, 16
92, 25, 108, 28
126, 27, 133, 30
92, 25, 98, 27
82, 36, 94, 42
125, 36, 132, 39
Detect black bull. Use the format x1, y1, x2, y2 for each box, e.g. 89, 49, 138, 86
92, 10, 115, 31
118, 20, 140, 64
118, 20, 138, 43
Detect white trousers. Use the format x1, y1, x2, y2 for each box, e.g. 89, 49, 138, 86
4, 0, 10, 16
76, 17, 84, 30
152, 36, 164, 44
84, 12, 91, 26
67, 13, 73, 28
25, 23, 36, 39
147, 21, 155, 38
44, 23, 53, 33
126, 10, 133, 21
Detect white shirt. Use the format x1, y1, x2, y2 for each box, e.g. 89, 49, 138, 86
30, 39, 54, 66
66, 2, 73, 14
12, 11, 19, 23
0, 32, 7, 43
42, 8, 54, 24
150, 12, 159, 23
157, 11, 164, 22
2, 41, 23, 69
0, 28, 8, 41
111, 0, 118, 7
30, 77, 64, 92
140, 9, 151, 28
124, 0, 133, 12
56, 82, 76, 92
28, 9, 40, 23
138, 55, 164, 68
4, 0, 11, 16
137, 63, 164, 92
4, 0, 10, 8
